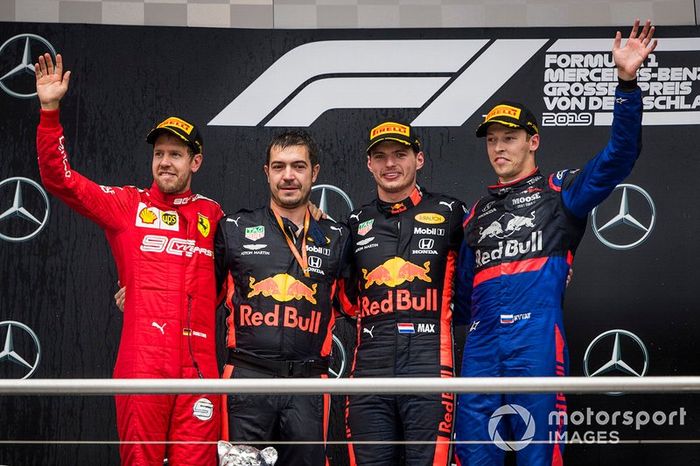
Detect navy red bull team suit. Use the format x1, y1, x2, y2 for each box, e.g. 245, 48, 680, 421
339, 186, 465, 466
454, 83, 643, 465
214, 206, 350, 466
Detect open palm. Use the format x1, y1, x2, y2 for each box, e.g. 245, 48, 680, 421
613, 19, 657, 81
35, 53, 71, 110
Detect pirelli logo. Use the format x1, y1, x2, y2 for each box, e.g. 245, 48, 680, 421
370, 122, 410, 138
485, 105, 521, 121
158, 117, 193, 134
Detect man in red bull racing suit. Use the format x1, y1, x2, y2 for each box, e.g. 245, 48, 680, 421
35, 54, 222, 465
340, 121, 465, 466
215, 130, 351, 466
453, 20, 657, 466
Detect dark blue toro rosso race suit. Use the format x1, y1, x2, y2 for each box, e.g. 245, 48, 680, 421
454, 83, 643, 466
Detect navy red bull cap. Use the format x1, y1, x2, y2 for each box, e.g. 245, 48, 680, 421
146, 116, 204, 154
367, 121, 421, 153
476, 102, 539, 137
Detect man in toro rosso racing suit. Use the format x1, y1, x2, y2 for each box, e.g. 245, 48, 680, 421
340, 121, 465, 466
215, 130, 351, 466
453, 20, 657, 466
35, 54, 222, 465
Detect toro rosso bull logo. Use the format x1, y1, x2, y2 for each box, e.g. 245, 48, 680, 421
242, 273, 322, 334
247, 273, 317, 304
478, 211, 536, 242
362, 257, 431, 288
360, 257, 438, 318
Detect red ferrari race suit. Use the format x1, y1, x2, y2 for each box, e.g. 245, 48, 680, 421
215, 206, 351, 466
36, 109, 223, 466
340, 186, 465, 466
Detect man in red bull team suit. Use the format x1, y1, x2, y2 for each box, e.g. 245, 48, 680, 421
453, 20, 657, 466
339, 122, 465, 465
34, 54, 222, 465
215, 130, 351, 466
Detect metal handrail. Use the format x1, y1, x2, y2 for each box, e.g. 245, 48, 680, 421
1, 376, 700, 395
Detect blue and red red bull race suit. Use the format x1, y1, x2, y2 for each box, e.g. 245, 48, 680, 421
454, 84, 643, 466
340, 186, 465, 466
214, 206, 350, 466
37, 109, 223, 466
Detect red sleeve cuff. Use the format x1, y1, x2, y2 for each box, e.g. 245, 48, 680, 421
39, 108, 61, 128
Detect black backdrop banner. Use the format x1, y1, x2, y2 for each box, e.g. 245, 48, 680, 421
0, 22, 699, 466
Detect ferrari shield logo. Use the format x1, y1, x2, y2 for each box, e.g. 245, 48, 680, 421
197, 214, 211, 237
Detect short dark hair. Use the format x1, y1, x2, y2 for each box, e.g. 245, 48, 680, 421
266, 130, 319, 166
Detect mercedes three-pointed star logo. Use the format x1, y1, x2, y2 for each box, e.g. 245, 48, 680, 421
583, 329, 649, 378
591, 183, 656, 250
0, 177, 51, 243
0, 320, 41, 379
0, 33, 56, 98
310, 184, 354, 223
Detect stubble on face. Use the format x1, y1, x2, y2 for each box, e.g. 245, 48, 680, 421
266, 144, 318, 211
152, 133, 198, 194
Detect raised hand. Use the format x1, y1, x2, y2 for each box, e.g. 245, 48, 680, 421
613, 19, 658, 81
34, 53, 71, 110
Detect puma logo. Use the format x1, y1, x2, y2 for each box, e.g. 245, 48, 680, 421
439, 200, 455, 211
152, 322, 166, 334
350, 211, 362, 221
227, 216, 241, 227
363, 326, 375, 339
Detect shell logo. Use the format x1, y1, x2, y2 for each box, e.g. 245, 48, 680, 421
139, 207, 157, 224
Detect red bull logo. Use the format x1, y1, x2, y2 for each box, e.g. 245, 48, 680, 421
439, 392, 455, 434
362, 257, 431, 289
359, 289, 438, 318
248, 273, 317, 304
239, 304, 322, 334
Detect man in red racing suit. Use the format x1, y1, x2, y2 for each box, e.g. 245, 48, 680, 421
35, 53, 222, 465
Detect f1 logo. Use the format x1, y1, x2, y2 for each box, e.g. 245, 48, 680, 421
209, 39, 548, 127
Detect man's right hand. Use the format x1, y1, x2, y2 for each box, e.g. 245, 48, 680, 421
114, 285, 125, 312
35, 53, 71, 110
